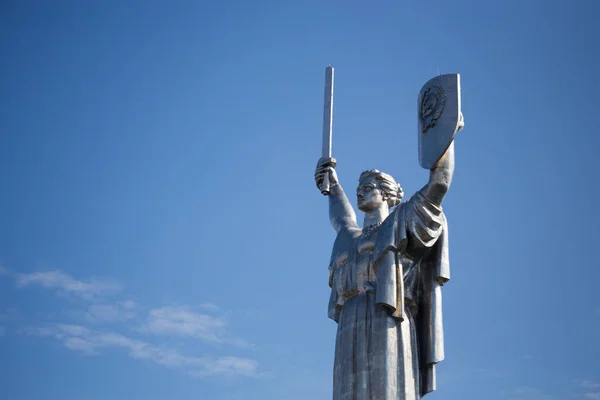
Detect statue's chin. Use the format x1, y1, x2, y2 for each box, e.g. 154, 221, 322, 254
359, 201, 386, 213
358, 205, 372, 213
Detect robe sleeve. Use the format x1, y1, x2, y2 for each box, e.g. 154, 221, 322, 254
327, 227, 359, 323
328, 257, 344, 323
371, 191, 450, 397
406, 191, 449, 283
408, 191, 449, 397
372, 190, 447, 315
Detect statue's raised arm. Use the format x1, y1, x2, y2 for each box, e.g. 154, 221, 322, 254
420, 141, 455, 205
315, 157, 358, 233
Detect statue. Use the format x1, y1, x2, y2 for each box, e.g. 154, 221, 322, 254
315, 68, 464, 400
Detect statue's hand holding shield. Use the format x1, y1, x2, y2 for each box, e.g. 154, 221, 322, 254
418, 74, 465, 170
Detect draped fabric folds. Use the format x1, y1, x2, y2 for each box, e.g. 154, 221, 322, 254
328, 191, 449, 399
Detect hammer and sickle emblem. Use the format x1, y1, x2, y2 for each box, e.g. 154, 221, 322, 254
419, 85, 446, 134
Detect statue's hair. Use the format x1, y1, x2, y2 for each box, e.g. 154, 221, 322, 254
359, 169, 403, 207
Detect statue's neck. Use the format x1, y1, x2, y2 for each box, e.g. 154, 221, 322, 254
363, 204, 389, 228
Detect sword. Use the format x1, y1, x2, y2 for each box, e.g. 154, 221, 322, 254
320, 65, 336, 195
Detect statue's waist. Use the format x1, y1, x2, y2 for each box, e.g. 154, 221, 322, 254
341, 281, 418, 312
342, 281, 377, 299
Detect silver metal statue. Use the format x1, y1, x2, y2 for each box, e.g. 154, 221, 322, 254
315, 70, 464, 400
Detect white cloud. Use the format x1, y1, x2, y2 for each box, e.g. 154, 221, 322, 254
190, 356, 260, 378
5, 266, 257, 379
14, 270, 121, 300
585, 393, 600, 400
143, 306, 226, 342
83, 303, 136, 324
578, 380, 600, 389
56, 324, 90, 337
63, 337, 96, 354
120, 300, 136, 310
141, 306, 251, 348
28, 324, 259, 377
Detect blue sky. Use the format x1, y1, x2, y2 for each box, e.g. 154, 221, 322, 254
1, 1, 599, 399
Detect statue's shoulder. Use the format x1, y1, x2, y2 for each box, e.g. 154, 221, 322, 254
329, 226, 361, 268
334, 225, 362, 247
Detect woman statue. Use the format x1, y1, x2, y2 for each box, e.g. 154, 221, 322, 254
314, 141, 455, 400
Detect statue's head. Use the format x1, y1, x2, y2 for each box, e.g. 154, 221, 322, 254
356, 170, 403, 212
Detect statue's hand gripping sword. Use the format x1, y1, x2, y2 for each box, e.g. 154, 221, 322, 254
320, 66, 336, 196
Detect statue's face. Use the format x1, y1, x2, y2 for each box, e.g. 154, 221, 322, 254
357, 176, 385, 212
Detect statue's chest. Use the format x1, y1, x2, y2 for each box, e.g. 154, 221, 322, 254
347, 229, 379, 281
357, 233, 376, 255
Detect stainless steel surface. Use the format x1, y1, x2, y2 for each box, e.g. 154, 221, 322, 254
320, 66, 335, 195
418, 73, 464, 169
315, 71, 464, 399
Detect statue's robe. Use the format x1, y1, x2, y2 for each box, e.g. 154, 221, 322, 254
328, 191, 449, 399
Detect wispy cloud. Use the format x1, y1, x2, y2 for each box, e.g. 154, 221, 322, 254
143, 306, 225, 341
29, 324, 259, 377
577, 380, 600, 390
82, 302, 136, 324
0, 326, 6, 336
4, 268, 121, 301
574, 380, 600, 399
189, 356, 259, 378
4, 266, 257, 379
141, 306, 252, 348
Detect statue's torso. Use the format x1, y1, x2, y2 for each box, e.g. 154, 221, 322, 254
334, 225, 380, 300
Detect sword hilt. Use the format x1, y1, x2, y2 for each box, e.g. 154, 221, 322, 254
319, 158, 336, 196
321, 174, 331, 196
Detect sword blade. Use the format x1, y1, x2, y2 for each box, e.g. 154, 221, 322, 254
322, 66, 334, 158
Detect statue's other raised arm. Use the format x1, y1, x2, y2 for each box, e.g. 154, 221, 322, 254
315, 157, 358, 233
420, 141, 455, 206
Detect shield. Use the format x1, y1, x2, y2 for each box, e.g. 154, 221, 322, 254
418, 74, 463, 169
